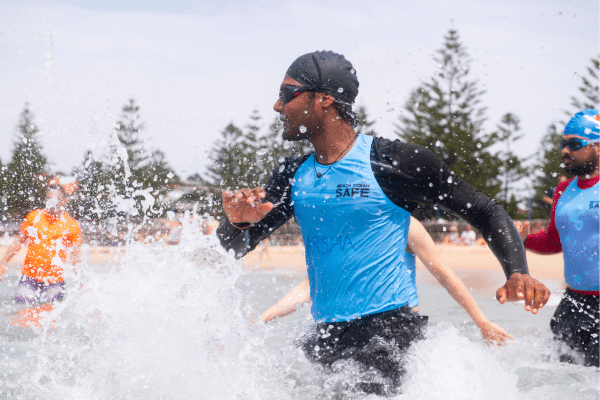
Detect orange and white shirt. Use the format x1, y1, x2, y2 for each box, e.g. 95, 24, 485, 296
20, 210, 82, 283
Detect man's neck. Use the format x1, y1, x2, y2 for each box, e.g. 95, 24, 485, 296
310, 120, 358, 164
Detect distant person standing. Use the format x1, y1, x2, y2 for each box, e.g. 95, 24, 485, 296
0, 184, 82, 306
518, 109, 599, 367
460, 225, 477, 246
442, 225, 460, 245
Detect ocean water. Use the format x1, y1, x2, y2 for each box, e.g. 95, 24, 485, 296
0, 219, 598, 400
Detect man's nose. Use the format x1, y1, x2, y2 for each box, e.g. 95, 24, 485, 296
273, 99, 284, 112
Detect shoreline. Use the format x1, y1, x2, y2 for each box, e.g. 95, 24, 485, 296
241, 244, 565, 280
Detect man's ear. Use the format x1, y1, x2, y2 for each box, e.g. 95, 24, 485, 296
315, 93, 336, 108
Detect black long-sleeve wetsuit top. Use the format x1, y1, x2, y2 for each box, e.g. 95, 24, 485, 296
218, 136, 528, 281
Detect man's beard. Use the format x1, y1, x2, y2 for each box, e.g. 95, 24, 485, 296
562, 159, 596, 176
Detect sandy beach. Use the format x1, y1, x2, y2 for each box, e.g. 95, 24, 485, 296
241, 244, 565, 281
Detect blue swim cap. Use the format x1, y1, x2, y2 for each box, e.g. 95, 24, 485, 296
563, 108, 600, 142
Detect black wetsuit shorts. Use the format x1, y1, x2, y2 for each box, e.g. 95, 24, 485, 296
300, 306, 428, 395
551, 288, 599, 367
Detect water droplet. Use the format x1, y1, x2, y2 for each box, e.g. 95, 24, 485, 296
337, 87, 344, 93
299, 125, 307, 133
350, 68, 356, 74
256, 148, 268, 156
324, 194, 329, 199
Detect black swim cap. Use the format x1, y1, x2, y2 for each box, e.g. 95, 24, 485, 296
285, 51, 359, 104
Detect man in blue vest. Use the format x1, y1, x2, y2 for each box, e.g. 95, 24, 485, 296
217, 51, 550, 394
518, 109, 599, 367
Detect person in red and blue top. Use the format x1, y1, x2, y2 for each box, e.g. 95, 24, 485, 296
518, 108, 599, 367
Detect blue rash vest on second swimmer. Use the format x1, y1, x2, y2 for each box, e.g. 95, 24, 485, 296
292, 134, 413, 322
555, 178, 600, 291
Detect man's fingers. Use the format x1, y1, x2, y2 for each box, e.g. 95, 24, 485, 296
523, 278, 535, 311
496, 287, 507, 304
532, 284, 551, 313
252, 187, 267, 199
257, 202, 274, 218
513, 276, 524, 299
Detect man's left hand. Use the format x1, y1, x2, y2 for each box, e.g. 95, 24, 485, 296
496, 273, 551, 314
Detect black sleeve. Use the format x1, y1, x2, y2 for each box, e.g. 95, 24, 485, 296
216, 154, 311, 259
371, 137, 528, 279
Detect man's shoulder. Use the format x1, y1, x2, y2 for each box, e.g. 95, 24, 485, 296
276, 153, 312, 176
554, 178, 575, 199
370, 136, 434, 158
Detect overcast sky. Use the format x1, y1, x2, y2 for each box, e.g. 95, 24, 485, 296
0, 0, 597, 186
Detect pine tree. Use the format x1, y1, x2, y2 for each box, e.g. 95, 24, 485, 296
5, 105, 49, 220
104, 99, 179, 219
242, 110, 264, 188
395, 29, 502, 219
529, 123, 567, 219
107, 99, 148, 198
569, 57, 599, 113
73, 150, 113, 222
139, 150, 180, 195
206, 122, 248, 189
495, 113, 529, 218
355, 105, 377, 136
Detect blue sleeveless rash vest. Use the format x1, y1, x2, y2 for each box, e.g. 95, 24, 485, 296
555, 178, 599, 291
292, 134, 412, 322
405, 252, 418, 308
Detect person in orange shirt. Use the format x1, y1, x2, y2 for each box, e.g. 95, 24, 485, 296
0, 184, 82, 305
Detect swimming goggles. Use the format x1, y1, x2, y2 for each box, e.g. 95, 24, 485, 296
279, 85, 315, 104
559, 138, 591, 151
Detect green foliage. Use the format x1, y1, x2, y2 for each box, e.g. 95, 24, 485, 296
72, 150, 114, 222
529, 123, 571, 219
395, 29, 503, 220
5, 105, 49, 220
569, 56, 599, 113
495, 113, 529, 218
207, 111, 314, 219
105, 99, 179, 219
206, 122, 248, 190
355, 105, 377, 136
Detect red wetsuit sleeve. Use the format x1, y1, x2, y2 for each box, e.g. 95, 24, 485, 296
524, 179, 573, 254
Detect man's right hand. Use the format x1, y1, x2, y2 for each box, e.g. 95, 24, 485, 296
222, 187, 274, 225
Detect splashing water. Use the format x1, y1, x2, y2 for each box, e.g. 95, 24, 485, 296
0, 223, 598, 399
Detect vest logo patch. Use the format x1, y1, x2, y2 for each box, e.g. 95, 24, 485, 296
590, 201, 599, 209
336, 183, 370, 198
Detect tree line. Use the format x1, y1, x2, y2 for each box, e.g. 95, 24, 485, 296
2, 29, 597, 227
1, 99, 180, 225
207, 30, 599, 221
